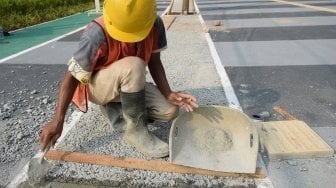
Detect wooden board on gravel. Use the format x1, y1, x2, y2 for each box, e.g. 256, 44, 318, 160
257, 120, 334, 159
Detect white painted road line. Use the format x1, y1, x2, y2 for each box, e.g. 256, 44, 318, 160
272, 0, 336, 13
197, 12, 242, 111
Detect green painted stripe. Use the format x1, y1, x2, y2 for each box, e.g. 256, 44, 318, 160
0, 12, 101, 59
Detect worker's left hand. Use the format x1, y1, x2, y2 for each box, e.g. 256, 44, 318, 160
167, 92, 198, 112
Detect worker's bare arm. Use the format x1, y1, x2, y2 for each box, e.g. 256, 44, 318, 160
148, 53, 171, 97
39, 71, 79, 151
148, 53, 198, 112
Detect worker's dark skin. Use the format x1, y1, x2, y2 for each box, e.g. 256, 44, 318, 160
39, 52, 198, 151
39, 71, 78, 151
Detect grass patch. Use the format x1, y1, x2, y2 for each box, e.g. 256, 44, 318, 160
0, 0, 101, 31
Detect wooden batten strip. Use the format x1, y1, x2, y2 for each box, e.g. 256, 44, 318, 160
273, 106, 297, 120
46, 150, 265, 178
162, 15, 176, 30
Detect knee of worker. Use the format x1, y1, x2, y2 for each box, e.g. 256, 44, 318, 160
120, 56, 146, 92
148, 105, 179, 122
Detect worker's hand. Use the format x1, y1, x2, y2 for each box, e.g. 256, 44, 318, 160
167, 92, 198, 112
39, 119, 63, 151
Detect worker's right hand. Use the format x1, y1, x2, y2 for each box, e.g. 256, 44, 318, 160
39, 120, 63, 151
167, 91, 198, 112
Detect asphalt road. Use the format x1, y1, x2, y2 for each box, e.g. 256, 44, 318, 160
197, 0, 336, 127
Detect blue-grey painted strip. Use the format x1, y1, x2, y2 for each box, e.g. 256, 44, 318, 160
198, 2, 336, 11
202, 11, 335, 20
210, 25, 336, 42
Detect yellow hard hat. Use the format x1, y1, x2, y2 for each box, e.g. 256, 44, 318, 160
103, 0, 157, 43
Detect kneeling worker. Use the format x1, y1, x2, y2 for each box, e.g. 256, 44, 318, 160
39, 0, 198, 158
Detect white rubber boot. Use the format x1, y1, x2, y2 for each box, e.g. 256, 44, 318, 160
121, 90, 169, 158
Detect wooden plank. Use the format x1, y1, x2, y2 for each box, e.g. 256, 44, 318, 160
45, 150, 265, 179
256, 120, 334, 159
273, 106, 296, 120
162, 15, 176, 30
